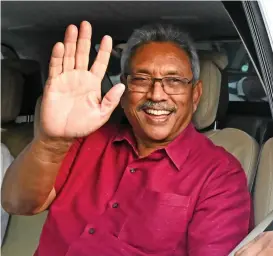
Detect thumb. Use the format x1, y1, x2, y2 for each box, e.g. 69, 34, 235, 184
100, 83, 126, 117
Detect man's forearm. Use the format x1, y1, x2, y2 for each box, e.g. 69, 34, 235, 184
1, 137, 73, 215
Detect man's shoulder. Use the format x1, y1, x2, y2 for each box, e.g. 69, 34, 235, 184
194, 131, 242, 169
192, 133, 248, 193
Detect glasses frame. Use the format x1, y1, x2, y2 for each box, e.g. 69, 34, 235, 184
126, 74, 194, 95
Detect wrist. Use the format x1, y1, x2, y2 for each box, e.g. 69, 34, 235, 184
31, 135, 74, 163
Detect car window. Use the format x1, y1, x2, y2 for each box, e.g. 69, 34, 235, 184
218, 42, 268, 102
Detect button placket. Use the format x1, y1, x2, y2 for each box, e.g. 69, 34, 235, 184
130, 168, 136, 173
88, 227, 96, 234
112, 202, 119, 208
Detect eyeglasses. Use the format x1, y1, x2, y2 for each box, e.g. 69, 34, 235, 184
126, 74, 193, 95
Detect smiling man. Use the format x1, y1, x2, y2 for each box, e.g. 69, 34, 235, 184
120, 40, 200, 155
1, 21, 252, 256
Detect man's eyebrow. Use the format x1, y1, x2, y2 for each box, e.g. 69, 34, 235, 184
132, 69, 183, 76
132, 69, 151, 74
164, 71, 181, 76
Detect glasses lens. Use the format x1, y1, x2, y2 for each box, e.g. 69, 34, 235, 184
163, 77, 189, 94
127, 75, 192, 94
128, 75, 151, 92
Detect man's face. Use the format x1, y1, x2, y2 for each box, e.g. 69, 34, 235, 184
121, 42, 202, 143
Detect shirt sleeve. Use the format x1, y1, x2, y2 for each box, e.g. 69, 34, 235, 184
187, 159, 253, 256
54, 138, 83, 195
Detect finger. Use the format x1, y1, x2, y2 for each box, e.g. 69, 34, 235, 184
63, 24, 78, 72
100, 83, 125, 117
235, 233, 266, 256
75, 21, 92, 70
258, 232, 273, 250
268, 231, 273, 246
90, 35, 112, 80
235, 234, 262, 255
48, 42, 64, 79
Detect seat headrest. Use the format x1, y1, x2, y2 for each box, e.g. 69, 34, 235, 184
193, 52, 228, 130
1, 67, 25, 123
197, 51, 228, 70
3, 59, 43, 117
2, 59, 41, 75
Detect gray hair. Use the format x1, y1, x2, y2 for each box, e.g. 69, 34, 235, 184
121, 23, 200, 83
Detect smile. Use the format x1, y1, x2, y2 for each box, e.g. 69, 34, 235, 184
142, 108, 173, 124
144, 109, 172, 116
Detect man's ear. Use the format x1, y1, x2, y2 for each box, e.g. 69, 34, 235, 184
192, 80, 203, 113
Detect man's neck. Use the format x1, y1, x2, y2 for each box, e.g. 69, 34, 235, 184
135, 137, 170, 158
133, 121, 192, 158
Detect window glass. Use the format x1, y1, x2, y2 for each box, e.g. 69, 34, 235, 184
218, 42, 268, 102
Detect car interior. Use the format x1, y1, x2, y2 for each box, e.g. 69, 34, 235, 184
1, 1, 273, 255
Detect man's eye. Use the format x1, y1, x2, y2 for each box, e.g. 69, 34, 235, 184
166, 78, 181, 83
132, 77, 150, 84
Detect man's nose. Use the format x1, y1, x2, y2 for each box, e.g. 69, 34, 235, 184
146, 81, 169, 101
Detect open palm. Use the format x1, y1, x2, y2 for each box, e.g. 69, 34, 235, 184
41, 21, 125, 138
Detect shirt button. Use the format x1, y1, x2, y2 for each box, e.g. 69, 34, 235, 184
112, 202, 119, 208
88, 228, 96, 234
130, 168, 136, 173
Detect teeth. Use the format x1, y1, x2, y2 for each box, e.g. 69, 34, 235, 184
145, 109, 171, 116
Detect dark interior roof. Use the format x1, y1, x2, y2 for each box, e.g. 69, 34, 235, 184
1, 1, 238, 41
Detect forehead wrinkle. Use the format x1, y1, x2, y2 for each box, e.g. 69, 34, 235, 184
130, 42, 192, 77
132, 57, 188, 77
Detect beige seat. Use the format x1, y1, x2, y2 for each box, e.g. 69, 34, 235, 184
1, 212, 48, 255
1, 96, 48, 256
254, 138, 273, 225
1, 66, 34, 157
228, 138, 273, 255
1, 68, 47, 255
194, 52, 259, 189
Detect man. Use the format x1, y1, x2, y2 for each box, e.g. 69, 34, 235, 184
1, 21, 252, 255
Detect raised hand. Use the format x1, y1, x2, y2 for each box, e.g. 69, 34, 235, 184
40, 21, 125, 138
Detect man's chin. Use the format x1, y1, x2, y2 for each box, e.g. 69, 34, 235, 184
142, 126, 173, 142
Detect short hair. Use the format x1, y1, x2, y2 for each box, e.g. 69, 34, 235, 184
121, 23, 200, 83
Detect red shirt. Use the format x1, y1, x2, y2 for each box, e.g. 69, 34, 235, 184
35, 122, 252, 256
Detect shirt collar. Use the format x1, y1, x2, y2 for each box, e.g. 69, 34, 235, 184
113, 124, 139, 154
113, 122, 196, 171
164, 122, 195, 170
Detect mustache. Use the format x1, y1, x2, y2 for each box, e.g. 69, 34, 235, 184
137, 101, 177, 112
